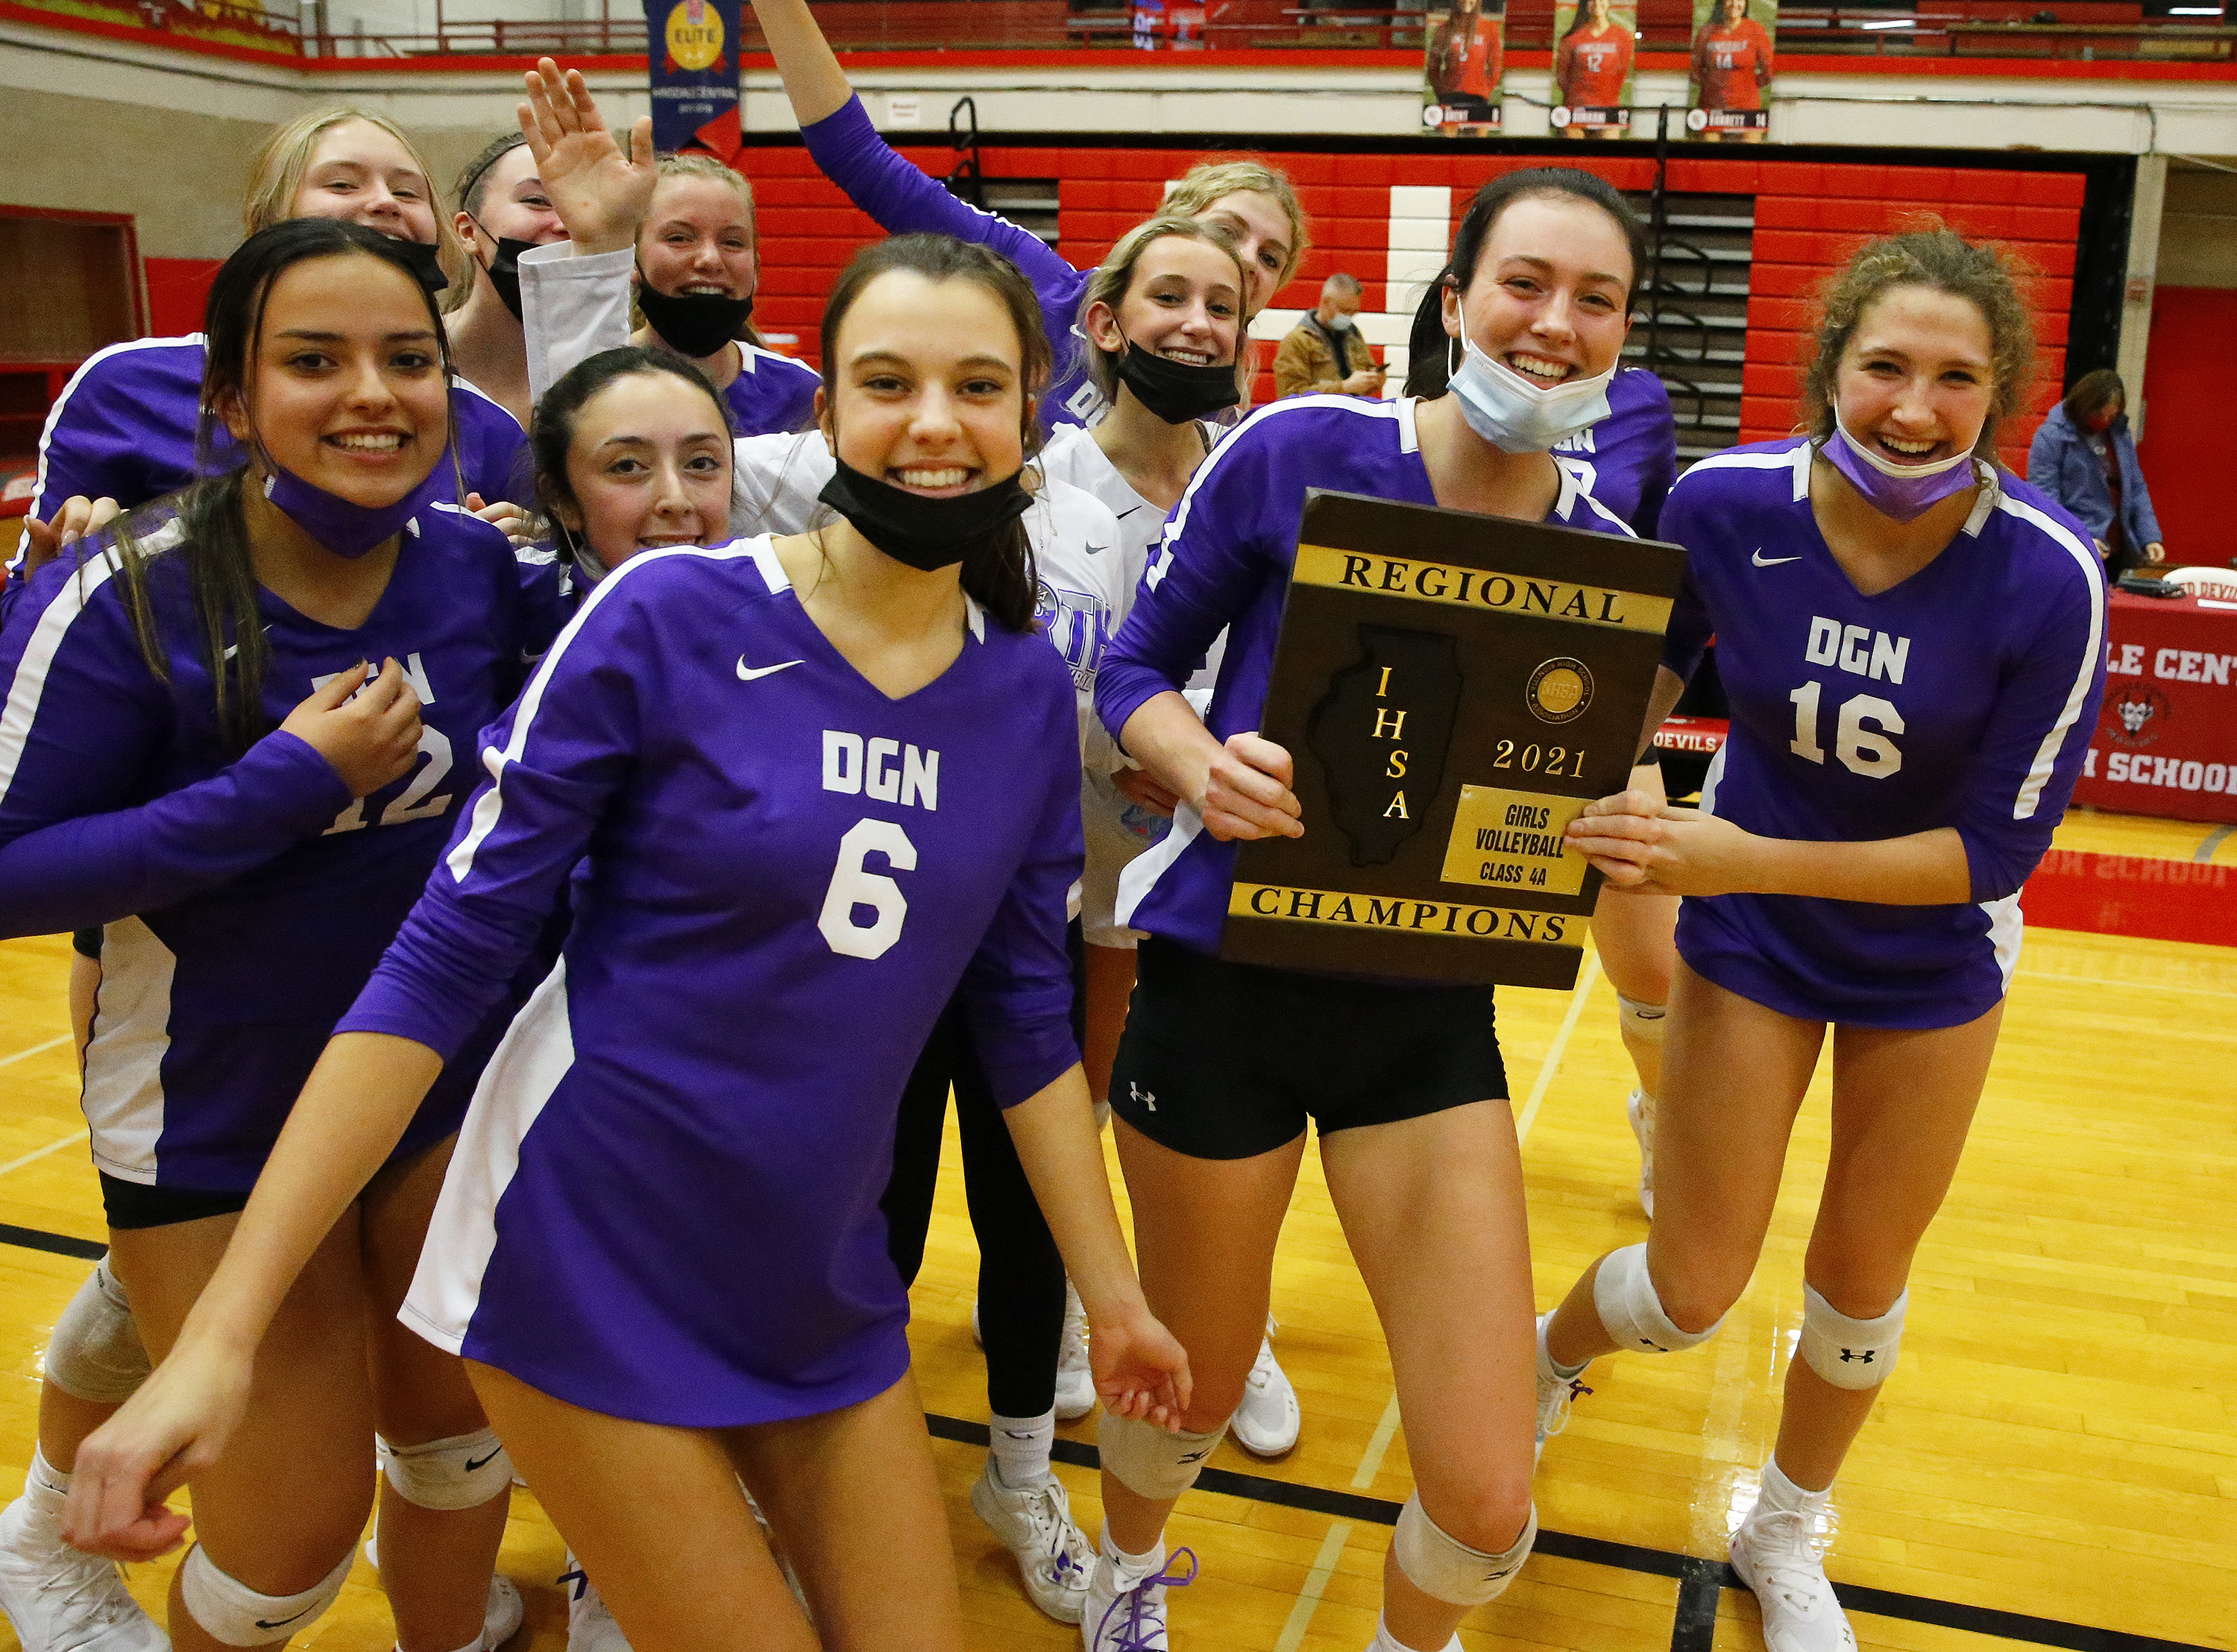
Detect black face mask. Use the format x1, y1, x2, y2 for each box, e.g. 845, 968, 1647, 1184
470, 221, 536, 321
817, 456, 1033, 573
393, 239, 450, 297
1114, 341, 1240, 425
638, 276, 754, 359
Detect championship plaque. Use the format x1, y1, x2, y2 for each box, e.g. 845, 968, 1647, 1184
1220, 489, 1687, 989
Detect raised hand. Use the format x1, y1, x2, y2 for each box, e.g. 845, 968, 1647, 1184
278, 658, 424, 798
18, 494, 122, 578
517, 57, 658, 256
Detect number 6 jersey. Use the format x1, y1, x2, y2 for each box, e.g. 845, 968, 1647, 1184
343, 537, 1084, 1426
1660, 439, 2107, 1028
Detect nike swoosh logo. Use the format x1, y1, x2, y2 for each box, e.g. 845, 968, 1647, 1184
736, 658, 804, 681
255, 1607, 318, 1630
1115, 505, 1144, 520
1085, 543, 1109, 555
465, 1451, 502, 1472
1751, 550, 1801, 567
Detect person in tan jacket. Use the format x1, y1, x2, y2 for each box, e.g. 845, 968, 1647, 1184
1273, 272, 1385, 399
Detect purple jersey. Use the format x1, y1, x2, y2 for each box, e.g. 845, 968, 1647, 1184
1095, 394, 1636, 955
1661, 440, 2107, 1028
0, 500, 567, 1190
346, 537, 1083, 1425
723, 344, 822, 437
1552, 366, 1677, 537
28, 335, 529, 523
800, 97, 1101, 430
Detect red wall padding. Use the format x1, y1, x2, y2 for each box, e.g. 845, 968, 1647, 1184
2138, 285, 2237, 567
145, 256, 222, 338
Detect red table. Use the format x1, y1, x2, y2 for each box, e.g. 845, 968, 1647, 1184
2070, 589, 2237, 824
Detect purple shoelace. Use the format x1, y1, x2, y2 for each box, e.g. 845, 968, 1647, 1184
1095, 1548, 1199, 1651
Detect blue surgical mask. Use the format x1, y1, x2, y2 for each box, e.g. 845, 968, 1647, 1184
1822, 408, 1979, 523
1324, 312, 1356, 333
1446, 327, 1615, 455
262, 452, 454, 559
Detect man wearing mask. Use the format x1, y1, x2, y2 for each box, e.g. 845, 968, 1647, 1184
1274, 272, 1385, 399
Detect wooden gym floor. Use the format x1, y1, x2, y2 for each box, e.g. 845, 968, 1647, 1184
0, 807, 2230, 1652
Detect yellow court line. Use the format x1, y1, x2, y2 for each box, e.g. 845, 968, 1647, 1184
1350, 1392, 1403, 1490
1271, 1519, 1352, 1652
1514, 950, 1602, 1147
2016, 968, 2237, 999
0, 1033, 71, 1072
0, 1127, 88, 1182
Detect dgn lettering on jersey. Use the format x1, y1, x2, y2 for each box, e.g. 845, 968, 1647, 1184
1804, 617, 1910, 684
822, 731, 940, 810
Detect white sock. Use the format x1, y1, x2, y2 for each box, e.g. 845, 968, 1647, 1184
1368, 1615, 1462, 1652
1756, 1455, 1831, 1512
1098, 1525, 1163, 1588
1538, 1314, 1586, 1382
16, 1446, 69, 1536
988, 1408, 1055, 1487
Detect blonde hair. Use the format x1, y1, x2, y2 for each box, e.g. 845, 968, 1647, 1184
242, 108, 471, 310
1162, 158, 1309, 299
1801, 223, 2036, 458
632, 152, 763, 345
1077, 215, 1248, 408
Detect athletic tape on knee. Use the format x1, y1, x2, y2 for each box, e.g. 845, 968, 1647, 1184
1797, 1282, 1905, 1391
1593, 1243, 1722, 1355
1392, 1493, 1537, 1607
1096, 1410, 1224, 1501
380, 1428, 514, 1511
44, 1258, 151, 1402
180, 1544, 350, 1647
1615, 995, 1667, 1048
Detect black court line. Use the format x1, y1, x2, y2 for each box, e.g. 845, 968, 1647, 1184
0, 1230, 2209, 1652
924, 1412, 2221, 1652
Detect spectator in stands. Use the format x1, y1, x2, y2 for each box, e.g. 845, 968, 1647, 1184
1273, 274, 1384, 399
2029, 368, 2166, 577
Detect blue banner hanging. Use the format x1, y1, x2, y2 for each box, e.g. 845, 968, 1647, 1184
645, 0, 743, 157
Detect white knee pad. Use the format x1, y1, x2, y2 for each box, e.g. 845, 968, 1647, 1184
1097, 1411, 1224, 1501
45, 1256, 151, 1403
180, 1544, 350, 1647
1593, 1243, 1722, 1355
380, 1428, 514, 1511
1797, 1282, 1905, 1390
1392, 1493, 1537, 1607
1615, 994, 1667, 1047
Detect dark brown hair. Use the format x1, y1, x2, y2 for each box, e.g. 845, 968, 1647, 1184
108, 218, 454, 754
1799, 224, 2035, 457
2061, 366, 2125, 428
532, 345, 733, 563
817, 234, 1049, 634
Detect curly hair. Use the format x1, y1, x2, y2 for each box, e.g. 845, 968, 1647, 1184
1800, 224, 2035, 456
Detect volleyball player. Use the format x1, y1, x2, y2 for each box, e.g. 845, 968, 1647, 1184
1555, 0, 1635, 139
1084, 168, 1643, 1652
744, 0, 1306, 426
63, 231, 1189, 1652
445, 131, 570, 429
1408, 257, 1682, 1219
1537, 227, 2106, 1652
0, 220, 564, 1652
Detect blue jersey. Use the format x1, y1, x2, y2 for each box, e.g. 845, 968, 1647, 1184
1095, 394, 1636, 956
347, 538, 1083, 1425
1661, 439, 2107, 1027
801, 97, 1100, 431
1552, 366, 1677, 537
722, 344, 821, 438
0, 499, 568, 1190
29, 334, 529, 523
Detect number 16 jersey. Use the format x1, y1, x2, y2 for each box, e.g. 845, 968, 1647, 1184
1660, 439, 2106, 1028
344, 537, 1084, 1427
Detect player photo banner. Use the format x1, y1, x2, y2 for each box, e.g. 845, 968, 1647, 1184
1552, 0, 1637, 140
646, 0, 743, 157
1687, 0, 1776, 141
1422, 0, 1506, 135
1223, 490, 1686, 989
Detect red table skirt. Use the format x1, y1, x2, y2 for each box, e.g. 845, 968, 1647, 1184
2071, 590, 2237, 825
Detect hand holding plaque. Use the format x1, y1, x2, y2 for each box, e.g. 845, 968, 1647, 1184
1220, 488, 1687, 989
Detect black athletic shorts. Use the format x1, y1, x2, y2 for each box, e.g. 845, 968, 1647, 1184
100, 1172, 251, 1230
72, 927, 101, 961
1107, 938, 1508, 1161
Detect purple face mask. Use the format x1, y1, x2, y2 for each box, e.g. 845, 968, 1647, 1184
1822, 412, 1979, 524
262, 449, 455, 559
